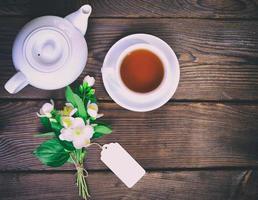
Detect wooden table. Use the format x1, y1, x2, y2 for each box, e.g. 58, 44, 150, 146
1, 1, 258, 199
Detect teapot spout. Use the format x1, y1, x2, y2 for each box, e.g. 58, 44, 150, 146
65, 5, 92, 35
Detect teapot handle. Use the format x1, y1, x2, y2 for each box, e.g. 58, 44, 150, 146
4, 71, 29, 94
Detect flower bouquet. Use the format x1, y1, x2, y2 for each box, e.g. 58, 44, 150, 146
33, 75, 112, 200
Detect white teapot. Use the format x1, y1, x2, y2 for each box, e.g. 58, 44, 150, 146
5, 5, 92, 94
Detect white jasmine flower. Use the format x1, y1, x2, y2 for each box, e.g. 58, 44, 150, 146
37, 100, 54, 118
61, 116, 74, 128
83, 75, 95, 87
87, 101, 103, 119
59, 117, 94, 149
61, 103, 77, 117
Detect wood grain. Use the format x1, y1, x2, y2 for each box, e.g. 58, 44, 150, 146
0, 0, 258, 19
0, 1, 257, 199
0, 170, 257, 200
1, 18, 258, 100
0, 0, 77, 17
1, 100, 258, 171
233, 170, 258, 200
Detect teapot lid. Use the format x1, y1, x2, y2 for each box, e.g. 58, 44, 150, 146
12, 16, 87, 90
24, 27, 71, 73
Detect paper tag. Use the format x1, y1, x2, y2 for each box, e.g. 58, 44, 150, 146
100, 143, 145, 188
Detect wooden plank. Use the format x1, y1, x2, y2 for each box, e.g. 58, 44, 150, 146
0, 0, 78, 17
233, 170, 258, 200
0, 0, 258, 19
0, 170, 257, 200
1, 100, 258, 171
1, 18, 258, 100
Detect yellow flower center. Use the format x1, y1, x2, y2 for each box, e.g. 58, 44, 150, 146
62, 106, 73, 116
73, 128, 82, 136
62, 117, 72, 127
88, 104, 97, 111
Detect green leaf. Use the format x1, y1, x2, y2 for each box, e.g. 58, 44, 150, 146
33, 138, 69, 167
94, 121, 109, 127
93, 124, 112, 139
40, 117, 51, 130
55, 113, 62, 124
72, 83, 82, 96
34, 132, 56, 138
50, 109, 57, 116
94, 124, 112, 134
79, 85, 84, 94
50, 121, 62, 134
48, 120, 75, 151
73, 93, 87, 119
65, 86, 87, 119
60, 140, 75, 151
83, 82, 89, 89
65, 86, 76, 105
89, 96, 97, 103
88, 89, 95, 95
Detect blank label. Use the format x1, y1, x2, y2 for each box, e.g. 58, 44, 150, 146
100, 143, 146, 188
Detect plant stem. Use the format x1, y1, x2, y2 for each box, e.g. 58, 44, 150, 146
82, 89, 86, 103
70, 150, 90, 200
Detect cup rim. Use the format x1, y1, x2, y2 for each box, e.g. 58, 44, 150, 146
101, 33, 180, 112
115, 43, 170, 98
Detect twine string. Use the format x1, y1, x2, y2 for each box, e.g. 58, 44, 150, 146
76, 164, 89, 178
88, 142, 103, 150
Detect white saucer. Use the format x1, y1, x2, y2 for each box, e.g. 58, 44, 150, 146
101, 34, 180, 112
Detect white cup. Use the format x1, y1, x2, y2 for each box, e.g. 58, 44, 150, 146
102, 43, 173, 102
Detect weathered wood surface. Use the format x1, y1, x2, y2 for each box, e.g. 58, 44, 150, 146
1, 18, 258, 100
1, 101, 258, 171
0, 170, 257, 200
1, 0, 258, 199
0, 0, 258, 19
